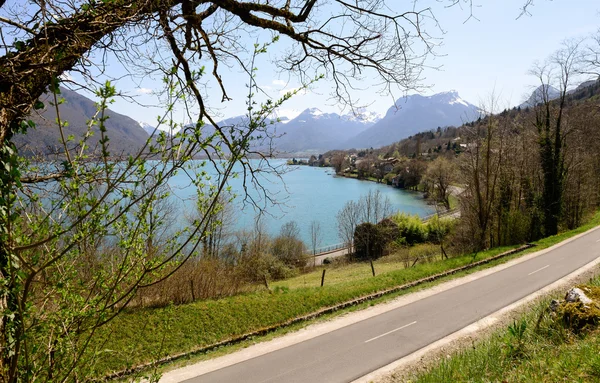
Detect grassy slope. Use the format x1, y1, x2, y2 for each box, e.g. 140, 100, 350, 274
94, 211, 600, 377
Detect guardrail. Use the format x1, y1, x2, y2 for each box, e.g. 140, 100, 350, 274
421, 208, 459, 222
306, 242, 347, 255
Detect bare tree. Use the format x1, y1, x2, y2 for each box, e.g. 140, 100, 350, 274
337, 200, 361, 253
309, 220, 321, 260
337, 190, 392, 254
272, 221, 306, 267
360, 189, 392, 224
425, 157, 457, 210
459, 94, 505, 250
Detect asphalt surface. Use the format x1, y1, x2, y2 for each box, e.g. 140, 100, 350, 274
184, 228, 600, 383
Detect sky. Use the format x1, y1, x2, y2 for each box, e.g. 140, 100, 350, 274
68, 0, 600, 126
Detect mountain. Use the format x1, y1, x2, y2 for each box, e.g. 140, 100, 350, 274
520, 85, 561, 108
342, 91, 479, 149
574, 80, 597, 92
16, 88, 150, 156
206, 108, 380, 153
139, 121, 156, 136
272, 108, 380, 152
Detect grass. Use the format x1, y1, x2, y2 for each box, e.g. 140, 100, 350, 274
408, 279, 600, 383
448, 194, 459, 210
93, 211, 600, 378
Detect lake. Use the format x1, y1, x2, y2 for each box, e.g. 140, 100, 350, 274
167, 159, 434, 251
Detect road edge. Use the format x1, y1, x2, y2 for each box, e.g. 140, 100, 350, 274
352, 226, 600, 383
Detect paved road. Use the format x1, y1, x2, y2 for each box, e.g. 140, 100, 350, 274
184, 228, 600, 383
312, 248, 349, 266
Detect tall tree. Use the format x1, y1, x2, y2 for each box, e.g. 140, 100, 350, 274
530, 40, 583, 235
425, 157, 456, 210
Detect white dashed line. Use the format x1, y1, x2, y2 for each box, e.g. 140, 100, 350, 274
528, 265, 550, 276
364, 321, 417, 343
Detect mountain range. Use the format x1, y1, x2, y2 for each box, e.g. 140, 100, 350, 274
341, 91, 479, 149
20, 82, 596, 156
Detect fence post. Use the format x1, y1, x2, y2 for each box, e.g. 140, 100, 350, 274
370, 259, 375, 277
321, 269, 326, 287
263, 275, 270, 292
411, 257, 420, 268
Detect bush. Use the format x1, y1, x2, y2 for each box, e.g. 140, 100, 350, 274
236, 251, 297, 282
426, 215, 454, 244
392, 213, 429, 244
271, 236, 307, 268
353, 222, 387, 261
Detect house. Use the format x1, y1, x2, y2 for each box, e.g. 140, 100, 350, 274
382, 163, 394, 173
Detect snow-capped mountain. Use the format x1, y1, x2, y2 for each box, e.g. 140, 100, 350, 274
342, 91, 480, 149
273, 107, 378, 152
341, 108, 382, 124
139, 121, 156, 136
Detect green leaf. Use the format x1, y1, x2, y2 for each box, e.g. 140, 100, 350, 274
14, 41, 26, 51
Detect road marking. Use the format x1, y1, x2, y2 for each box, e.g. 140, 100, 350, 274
528, 265, 550, 276
364, 321, 417, 343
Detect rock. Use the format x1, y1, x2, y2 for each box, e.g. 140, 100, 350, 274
565, 287, 593, 305
549, 299, 561, 312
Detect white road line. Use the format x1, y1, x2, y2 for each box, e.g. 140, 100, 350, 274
528, 265, 550, 276
364, 321, 417, 343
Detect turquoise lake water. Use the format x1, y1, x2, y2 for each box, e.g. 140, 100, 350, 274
167, 159, 434, 250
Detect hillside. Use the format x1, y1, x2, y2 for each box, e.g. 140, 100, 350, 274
14, 88, 150, 157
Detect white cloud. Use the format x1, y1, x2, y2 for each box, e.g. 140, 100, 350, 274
136, 87, 153, 94
272, 79, 287, 86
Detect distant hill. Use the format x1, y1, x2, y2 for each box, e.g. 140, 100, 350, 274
519, 85, 561, 108
15, 88, 149, 157
342, 91, 480, 149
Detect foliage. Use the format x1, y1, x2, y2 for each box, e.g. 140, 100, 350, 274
0, 38, 305, 381
272, 221, 307, 268
353, 222, 387, 261
392, 213, 429, 245
505, 319, 528, 359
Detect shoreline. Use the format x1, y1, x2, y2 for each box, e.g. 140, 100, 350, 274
333, 170, 434, 207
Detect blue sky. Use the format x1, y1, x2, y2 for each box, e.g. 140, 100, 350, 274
77, 1, 600, 126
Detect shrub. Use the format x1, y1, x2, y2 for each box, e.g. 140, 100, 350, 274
353, 222, 387, 261
392, 213, 428, 244
426, 215, 454, 244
